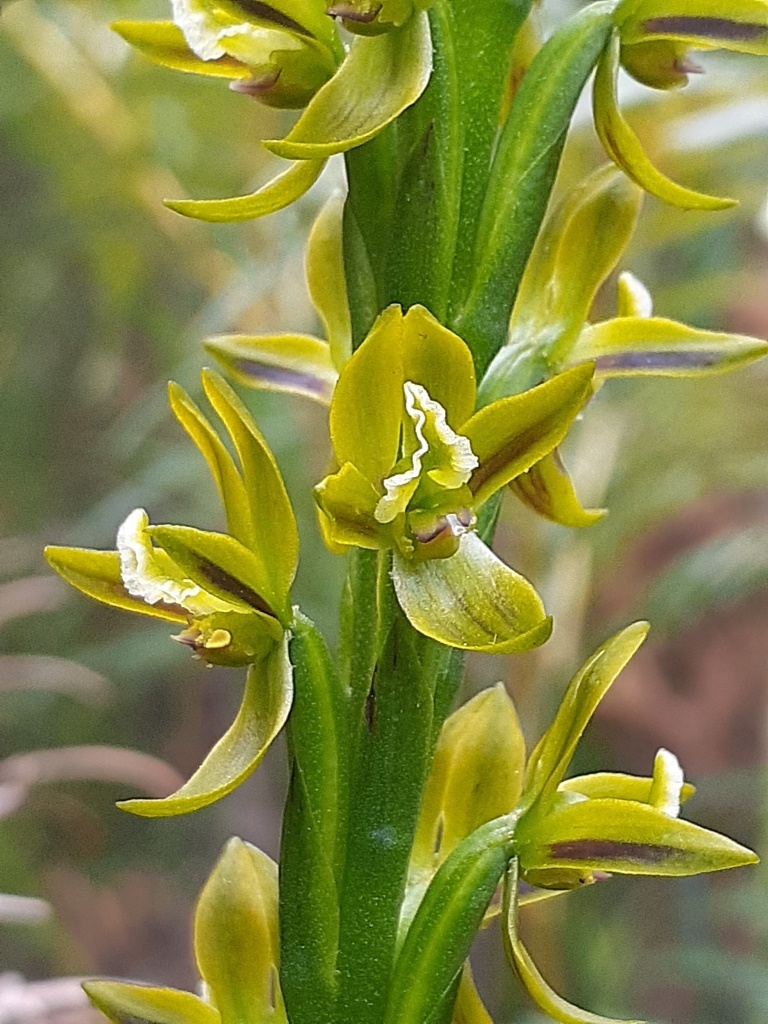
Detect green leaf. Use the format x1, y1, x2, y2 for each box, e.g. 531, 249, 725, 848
119, 640, 292, 816
518, 797, 759, 878
112, 20, 250, 78
617, 0, 768, 56
306, 192, 352, 370
506, 165, 644, 370
264, 13, 432, 159
168, 383, 255, 548
194, 838, 285, 1024
44, 546, 187, 623
464, 364, 594, 509
149, 524, 284, 624
330, 305, 405, 483
164, 159, 325, 222
510, 450, 606, 529
523, 622, 650, 809
502, 860, 644, 1024
569, 316, 768, 377
392, 533, 552, 654
202, 370, 299, 608
280, 618, 346, 1023
384, 816, 516, 1024
453, 2, 617, 373
446, 0, 534, 313
412, 684, 526, 874
593, 31, 736, 210
204, 334, 337, 404
84, 982, 219, 1024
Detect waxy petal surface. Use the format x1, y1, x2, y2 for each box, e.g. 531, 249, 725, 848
265, 13, 432, 159
510, 450, 606, 529
85, 982, 219, 1024
392, 532, 552, 654
464, 364, 594, 509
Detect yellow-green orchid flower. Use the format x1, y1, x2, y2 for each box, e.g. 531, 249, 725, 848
44, 370, 296, 817
501, 622, 758, 1024
85, 838, 287, 1024
594, 0, 768, 209
114, 1, 432, 221
481, 164, 768, 404
400, 622, 759, 1024
313, 303, 594, 653
207, 197, 607, 538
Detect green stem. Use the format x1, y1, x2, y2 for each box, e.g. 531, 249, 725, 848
335, 600, 437, 1024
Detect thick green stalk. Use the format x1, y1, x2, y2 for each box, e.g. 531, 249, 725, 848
451, 1, 618, 374
334, 602, 437, 1024
383, 0, 463, 320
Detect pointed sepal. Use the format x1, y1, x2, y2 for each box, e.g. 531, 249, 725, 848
593, 31, 736, 210
264, 13, 432, 159
569, 316, 768, 378
194, 838, 286, 1024
392, 532, 552, 654
204, 334, 337, 404
165, 159, 325, 222
119, 638, 292, 816
510, 450, 606, 529
84, 981, 219, 1024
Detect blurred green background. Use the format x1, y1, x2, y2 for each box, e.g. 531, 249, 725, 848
2, 0, 768, 1021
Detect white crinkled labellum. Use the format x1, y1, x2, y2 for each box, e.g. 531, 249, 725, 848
117, 508, 230, 617
649, 747, 685, 818
375, 382, 478, 525
170, 0, 298, 64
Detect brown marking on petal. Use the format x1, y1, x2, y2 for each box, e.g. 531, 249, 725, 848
188, 554, 276, 617
227, 0, 312, 36
469, 425, 553, 499
550, 839, 671, 864
644, 17, 767, 43
326, 2, 381, 23
230, 71, 281, 98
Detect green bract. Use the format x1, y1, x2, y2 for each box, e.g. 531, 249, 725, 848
86, 838, 286, 1024
44, 370, 297, 816
206, 192, 351, 386
313, 304, 595, 653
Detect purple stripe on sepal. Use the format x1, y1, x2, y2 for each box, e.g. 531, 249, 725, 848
550, 839, 670, 864
644, 17, 767, 43
235, 359, 333, 399
595, 350, 722, 372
